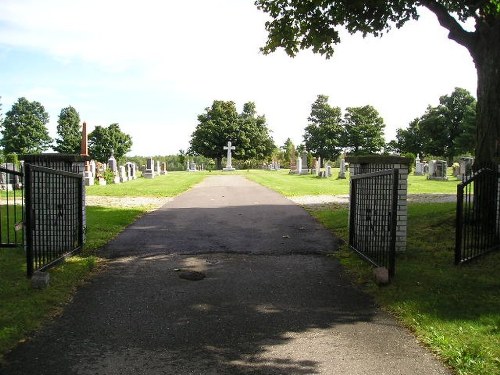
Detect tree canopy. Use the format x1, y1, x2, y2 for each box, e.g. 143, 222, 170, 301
389, 87, 476, 160
0, 97, 52, 154
255, 0, 500, 166
303, 95, 344, 162
53, 106, 82, 154
343, 105, 386, 155
189, 100, 275, 169
88, 123, 132, 163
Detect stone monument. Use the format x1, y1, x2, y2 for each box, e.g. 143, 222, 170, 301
223, 141, 236, 171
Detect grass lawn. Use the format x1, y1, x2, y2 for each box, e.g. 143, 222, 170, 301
0, 205, 149, 361
2, 169, 498, 374
309, 202, 500, 375
86, 171, 207, 197
1, 171, 211, 360
244, 168, 462, 196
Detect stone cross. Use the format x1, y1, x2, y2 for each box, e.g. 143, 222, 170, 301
223, 141, 236, 170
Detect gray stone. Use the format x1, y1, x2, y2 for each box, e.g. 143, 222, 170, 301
31, 271, 50, 289
179, 270, 206, 281
373, 267, 389, 285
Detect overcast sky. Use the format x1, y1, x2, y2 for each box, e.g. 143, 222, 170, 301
0, 0, 477, 156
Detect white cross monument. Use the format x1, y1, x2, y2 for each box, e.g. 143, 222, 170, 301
223, 141, 236, 171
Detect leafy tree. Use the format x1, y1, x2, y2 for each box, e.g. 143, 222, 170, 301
343, 105, 386, 155
0, 96, 3, 128
419, 87, 476, 162
389, 88, 476, 159
0, 97, 52, 154
282, 138, 296, 167
255, 0, 500, 167
190, 100, 239, 169
189, 100, 275, 169
53, 106, 82, 154
88, 123, 132, 163
237, 102, 275, 161
303, 95, 344, 163
387, 118, 425, 156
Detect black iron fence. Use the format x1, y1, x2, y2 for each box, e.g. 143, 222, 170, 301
349, 169, 399, 278
0, 167, 24, 247
24, 164, 84, 277
455, 167, 500, 264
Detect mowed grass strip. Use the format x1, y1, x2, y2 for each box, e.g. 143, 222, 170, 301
244, 168, 461, 196
308, 202, 500, 375
86, 171, 207, 197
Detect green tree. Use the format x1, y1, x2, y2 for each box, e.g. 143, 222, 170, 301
236, 102, 275, 161
88, 123, 132, 163
189, 100, 275, 169
419, 87, 477, 162
190, 100, 239, 169
255, 0, 500, 167
0, 97, 52, 154
0, 96, 3, 128
53, 106, 82, 154
388, 118, 425, 156
282, 137, 296, 168
343, 105, 386, 155
303, 95, 344, 164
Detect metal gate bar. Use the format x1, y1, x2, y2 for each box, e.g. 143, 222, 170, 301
456, 167, 500, 264
0, 166, 24, 248
25, 164, 83, 277
349, 169, 398, 278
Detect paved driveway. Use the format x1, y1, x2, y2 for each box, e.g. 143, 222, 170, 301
1, 175, 451, 374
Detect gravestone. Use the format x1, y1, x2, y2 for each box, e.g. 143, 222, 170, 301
223, 141, 236, 171
108, 154, 120, 184
427, 160, 448, 180
459, 157, 474, 179
130, 163, 137, 179
326, 165, 332, 177
297, 157, 302, 174
143, 157, 155, 179
300, 152, 308, 174
414, 154, 424, 176
156, 161, 161, 176
161, 162, 168, 175
338, 159, 346, 179
0, 163, 16, 190
125, 163, 132, 180
119, 166, 127, 182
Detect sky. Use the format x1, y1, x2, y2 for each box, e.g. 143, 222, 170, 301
0, 0, 477, 156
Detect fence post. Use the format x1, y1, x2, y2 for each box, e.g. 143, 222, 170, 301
389, 169, 399, 277
455, 184, 464, 265
349, 179, 356, 248
24, 163, 34, 278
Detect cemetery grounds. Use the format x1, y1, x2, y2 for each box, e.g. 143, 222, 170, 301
1, 169, 499, 375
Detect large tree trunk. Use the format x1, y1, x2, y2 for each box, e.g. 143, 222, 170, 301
473, 22, 500, 167
469, 21, 500, 234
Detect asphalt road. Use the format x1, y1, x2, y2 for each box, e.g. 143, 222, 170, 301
1, 175, 451, 375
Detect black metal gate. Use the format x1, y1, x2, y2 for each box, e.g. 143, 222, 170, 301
456, 167, 500, 264
0, 166, 24, 247
349, 169, 399, 278
24, 164, 84, 277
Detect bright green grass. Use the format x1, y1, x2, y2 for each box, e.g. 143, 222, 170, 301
310, 203, 500, 375
86, 171, 207, 197
244, 168, 461, 196
0, 205, 148, 361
